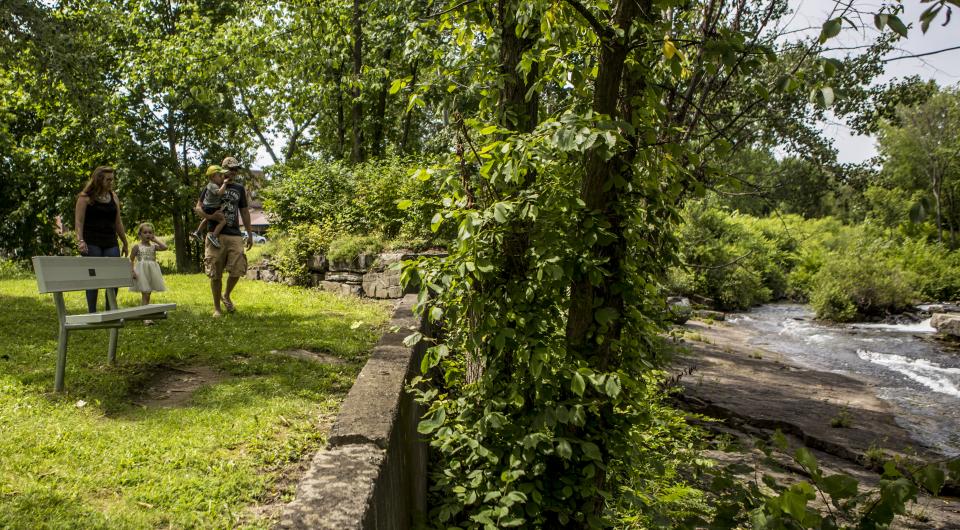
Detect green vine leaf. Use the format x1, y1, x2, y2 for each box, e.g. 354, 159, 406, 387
571, 372, 586, 396
418, 407, 446, 434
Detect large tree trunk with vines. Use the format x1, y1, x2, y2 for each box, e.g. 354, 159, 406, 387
563, 0, 645, 523
497, 0, 539, 280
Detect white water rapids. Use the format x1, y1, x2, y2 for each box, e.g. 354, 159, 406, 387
727, 304, 960, 457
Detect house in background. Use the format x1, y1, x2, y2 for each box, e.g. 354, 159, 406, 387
245, 169, 271, 235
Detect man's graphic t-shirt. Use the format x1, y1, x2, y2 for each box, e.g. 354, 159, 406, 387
200, 182, 247, 236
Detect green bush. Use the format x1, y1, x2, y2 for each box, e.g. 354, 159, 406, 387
890, 238, 960, 301
670, 201, 960, 319
261, 157, 446, 244
669, 202, 782, 311
327, 235, 384, 262
0, 258, 30, 280
809, 255, 915, 321
270, 223, 334, 285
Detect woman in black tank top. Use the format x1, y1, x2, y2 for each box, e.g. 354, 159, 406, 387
74, 166, 130, 312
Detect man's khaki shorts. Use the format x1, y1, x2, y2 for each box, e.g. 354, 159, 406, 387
204, 234, 247, 279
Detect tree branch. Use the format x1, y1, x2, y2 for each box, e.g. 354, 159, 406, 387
421, 0, 480, 20
562, 0, 614, 41
883, 45, 960, 62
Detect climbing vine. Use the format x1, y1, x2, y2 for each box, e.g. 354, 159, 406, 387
400, 0, 955, 527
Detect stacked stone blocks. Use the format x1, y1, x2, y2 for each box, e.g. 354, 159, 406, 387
247, 251, 441, 299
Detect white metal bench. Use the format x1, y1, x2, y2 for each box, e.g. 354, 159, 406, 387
32, 256, 177, 392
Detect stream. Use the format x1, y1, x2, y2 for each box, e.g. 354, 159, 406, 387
727, 304, 960, 457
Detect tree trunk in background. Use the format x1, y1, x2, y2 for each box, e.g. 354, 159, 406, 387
498, 2, 538, 134
335, 63, 346, 159
350, 0, 364, 163
400, 59, 419, 153
934, 171, 943, 243
165, 111, 191, 273
172, 210, 190, 273
371, 47, 392, 158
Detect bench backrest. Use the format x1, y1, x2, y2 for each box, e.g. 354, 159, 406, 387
32, 256, 134, 294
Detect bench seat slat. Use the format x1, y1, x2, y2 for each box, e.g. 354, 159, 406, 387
64, 303, 177, 325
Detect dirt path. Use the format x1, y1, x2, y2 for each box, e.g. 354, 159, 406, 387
133, 365, 227, 408
674, 319, 960, 528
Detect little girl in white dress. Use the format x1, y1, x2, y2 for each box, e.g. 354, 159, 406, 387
130, 222, 168, 324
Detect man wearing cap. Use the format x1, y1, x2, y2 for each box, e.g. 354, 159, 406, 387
194, 156, 253, 317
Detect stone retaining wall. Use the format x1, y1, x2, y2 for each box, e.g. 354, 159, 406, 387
277, 294, 428, 529
249, 251, 444, 299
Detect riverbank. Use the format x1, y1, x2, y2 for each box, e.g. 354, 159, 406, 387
673, 318, 960, 528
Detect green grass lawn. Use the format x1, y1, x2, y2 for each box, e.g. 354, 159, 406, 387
0, 271, 391, 529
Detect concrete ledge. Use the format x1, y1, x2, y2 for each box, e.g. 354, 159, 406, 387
277, 294, 428, 529
278, 444, 384, 529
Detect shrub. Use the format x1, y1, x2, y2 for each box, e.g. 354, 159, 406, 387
891, 238, 960, 301
809, 255, 915, 321
269, 223, 335, 285
670, 202, 781, 311
261, 157, 446, 244
327, 235, 384, 262
0, 258, 30, 280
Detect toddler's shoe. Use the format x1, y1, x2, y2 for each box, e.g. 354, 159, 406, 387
206, 233, 222, 248
189, 230, 202, 242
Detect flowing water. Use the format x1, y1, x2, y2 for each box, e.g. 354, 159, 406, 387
727, 304, 960, 457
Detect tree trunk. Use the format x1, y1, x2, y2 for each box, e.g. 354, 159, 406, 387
400, 59, 419, 153
565, 0, 638, 353
495, 0, 539, 322
371, 47, 392, 158
497, 0, 539, 276
934, 172, 943, 244
563, 0, 644, 524
171, 210, 190, 273
165, 110, 192, 273
350, 0, 364, 164
335, 63, 346, 159
498, 2, 538, 133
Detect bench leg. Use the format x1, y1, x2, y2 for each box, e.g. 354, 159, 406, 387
55, 327, 68, 392
106, 289, 119, 365
108, 328, 118, 365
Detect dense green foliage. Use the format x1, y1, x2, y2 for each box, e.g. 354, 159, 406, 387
670, 201, 960, 320
269, 223, 336, 285
391, 0, 920, 526
262, 157, 446, 243
261, 157, 446, 283
0, 269, 390, 528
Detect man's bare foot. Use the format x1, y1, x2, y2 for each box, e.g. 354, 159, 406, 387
212, 309, 223, 318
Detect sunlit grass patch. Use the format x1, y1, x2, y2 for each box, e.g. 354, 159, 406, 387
0, 273, 391, 528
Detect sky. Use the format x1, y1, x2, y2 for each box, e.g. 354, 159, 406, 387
787, 0, 960, 163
